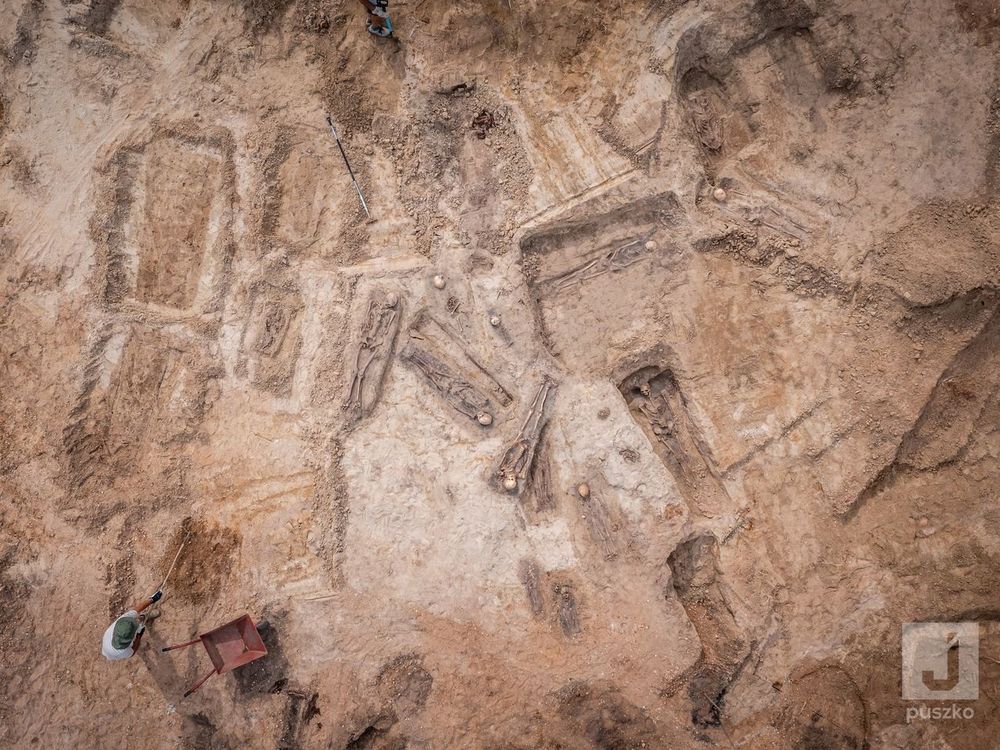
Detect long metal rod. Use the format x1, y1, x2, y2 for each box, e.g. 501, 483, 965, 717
326, 115, 372, 220
158, 533, 189, 592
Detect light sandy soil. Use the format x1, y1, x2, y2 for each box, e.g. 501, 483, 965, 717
2, 0, 1000, 748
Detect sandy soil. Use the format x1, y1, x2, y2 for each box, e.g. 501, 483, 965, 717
2, 0, 1000, 748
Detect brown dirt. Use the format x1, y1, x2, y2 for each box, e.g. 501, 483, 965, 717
2, 0, 1000, 748
159, 517, 242, 605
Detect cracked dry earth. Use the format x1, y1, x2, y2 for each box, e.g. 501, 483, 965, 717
2, 0, 1000, 748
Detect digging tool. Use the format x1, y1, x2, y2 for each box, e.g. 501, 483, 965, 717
158, 533, 189, 593
325, 114, 372, 220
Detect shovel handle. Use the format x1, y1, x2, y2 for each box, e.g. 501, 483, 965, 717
160, 638, 201, 652
158, 533, 190, 592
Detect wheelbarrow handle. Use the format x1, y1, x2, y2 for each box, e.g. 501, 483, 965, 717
160, 638, 201, 652
183, 667, 217, 698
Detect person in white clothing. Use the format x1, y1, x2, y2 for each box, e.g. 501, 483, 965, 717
101, 590, 162, 661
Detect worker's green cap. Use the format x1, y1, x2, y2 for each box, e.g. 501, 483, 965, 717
112, 616, 139, 650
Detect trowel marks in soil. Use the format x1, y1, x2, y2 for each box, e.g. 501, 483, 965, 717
159, 517, 240, 605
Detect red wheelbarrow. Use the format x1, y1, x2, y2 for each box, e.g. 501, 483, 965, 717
161, 614, 268, 697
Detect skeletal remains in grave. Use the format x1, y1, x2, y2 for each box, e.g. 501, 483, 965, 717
255, 303, 292, 356
521, 445, 555, 516
487, 310, 513, 347
541, 235, 655, 293
686, 90, 724, 151
408, 310, 514, 408
236, 282, 306, 396
493, 378, 557, 494
344, 291, 402, 421
577, 483, 619, 560
517, 558, 545, 618
707, 172, 824, 242
400, 342, 496, 426
637, 377, 687, 450
621, 365, 733, 517
552, 581, 581, 637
